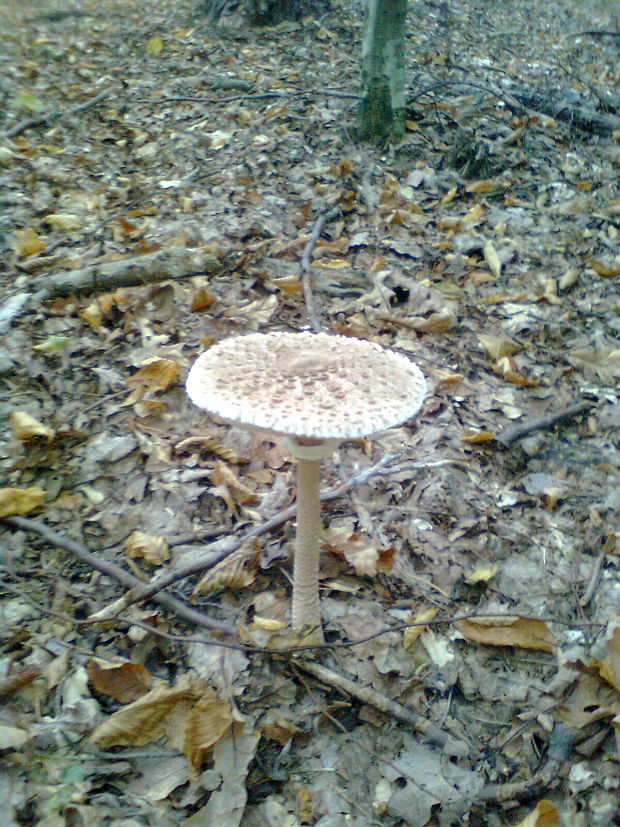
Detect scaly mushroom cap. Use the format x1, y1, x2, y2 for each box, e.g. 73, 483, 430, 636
186, 332, 427, 439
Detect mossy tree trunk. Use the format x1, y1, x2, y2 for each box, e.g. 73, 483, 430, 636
357, 0, 407, 140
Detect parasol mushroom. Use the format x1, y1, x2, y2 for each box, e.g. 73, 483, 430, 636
186, 331, 427, 640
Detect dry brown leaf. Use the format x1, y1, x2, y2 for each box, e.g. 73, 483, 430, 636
90, 673, 232, 773
9, 411, 55, 441
210, 460, 257, 510
408, 310, 457, 333
175, 433, 251, 464
325, 527, 396, 577
0, 487, 46, 517
124, 530, 170, 565
558, 670, 619, 728
456, 617, 555, 652
192, 537, 261, 598
126, 359, 181, 393
591, 626, 620, 691
479, 334, 522, 360
86, 659, 152, 703
189, 287, 216, 312
513, 799, 559, 827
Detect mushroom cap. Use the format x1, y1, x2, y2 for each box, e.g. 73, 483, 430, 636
186, 332, 427, 440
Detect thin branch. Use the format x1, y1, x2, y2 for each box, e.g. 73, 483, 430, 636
295, 659, 472, 758
2, 88, 114, 139
2, 516, 236, 635
495, 401, 592, 447
300, 206, 341, 333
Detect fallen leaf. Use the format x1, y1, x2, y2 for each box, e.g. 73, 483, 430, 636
9, 411, 55, 441
513, 799, 559, 827
192, 537, 261, 598
0, 487, 46, 517
124, 531, 170, 565
456, 617, 555, 652
90, 673, 232, 774
146, 36, 164, 55
403, 608, 438, 649
479, 333, 522, 360
483, 240, 502, 278
460, 429, 496, 443
465, 566, 499, 584
87, 660, 152, 703
126, 359, 181, 394
591, 626, 620, 691
11, 227, 46, 258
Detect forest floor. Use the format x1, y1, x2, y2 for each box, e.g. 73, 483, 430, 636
1, 0, 619, 824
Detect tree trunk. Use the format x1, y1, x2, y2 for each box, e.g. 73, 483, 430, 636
357, 0, 407, 140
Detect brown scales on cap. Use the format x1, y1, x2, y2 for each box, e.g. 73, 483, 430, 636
186, 331, 427, 640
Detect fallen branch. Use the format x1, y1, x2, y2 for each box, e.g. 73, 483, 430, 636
300, 206, 341, 333
2, 515, 236, 635
26, 246, 237, 299
95, 452, 398, 614
2, 88, 114, 140
495, 401, 592, 447
295, 659, 471, 758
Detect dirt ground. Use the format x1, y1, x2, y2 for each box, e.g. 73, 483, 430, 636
1, 0, 619, 824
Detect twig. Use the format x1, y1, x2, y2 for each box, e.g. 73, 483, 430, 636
565, 30, 620, 38
478, 723, 574, 802
580, 549, 606, 607
295, 659, 471, 758
495, 401, 592, 447
2, 516, 236, 635
2, 88, 114, 139
300, 206, 341, 333
95, 452, 398, 612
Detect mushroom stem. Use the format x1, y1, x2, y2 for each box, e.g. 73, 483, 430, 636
291, 457, 323, 639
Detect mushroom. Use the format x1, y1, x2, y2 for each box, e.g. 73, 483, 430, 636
186, 331, 426, 640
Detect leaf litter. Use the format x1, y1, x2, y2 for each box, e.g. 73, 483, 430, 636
1, 0, 619, 824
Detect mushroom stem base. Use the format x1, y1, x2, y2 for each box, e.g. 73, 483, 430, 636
292, 457, 324, 640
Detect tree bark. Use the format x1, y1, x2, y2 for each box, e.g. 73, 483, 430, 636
357, 0, 407, 140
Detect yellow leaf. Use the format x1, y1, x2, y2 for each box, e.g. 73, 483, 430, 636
12, 227, 46, 258
79, 293, 117, 330
9, 411, 55, 441
0, 487, 46, 517
483, 240, 502, 278
465, 566, 498, 584
465, 179, 497, 194
146, 36, 164, 55
252, 616, 287, 631
460, 429, 496, 443
403, 608, 437, 649
124, 531, 170, 565
457, 617, 555, 653
312, 258, 349, 269
513, 799, 559, 827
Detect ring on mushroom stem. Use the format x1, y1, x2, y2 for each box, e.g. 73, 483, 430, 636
186, 331, 427, 641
